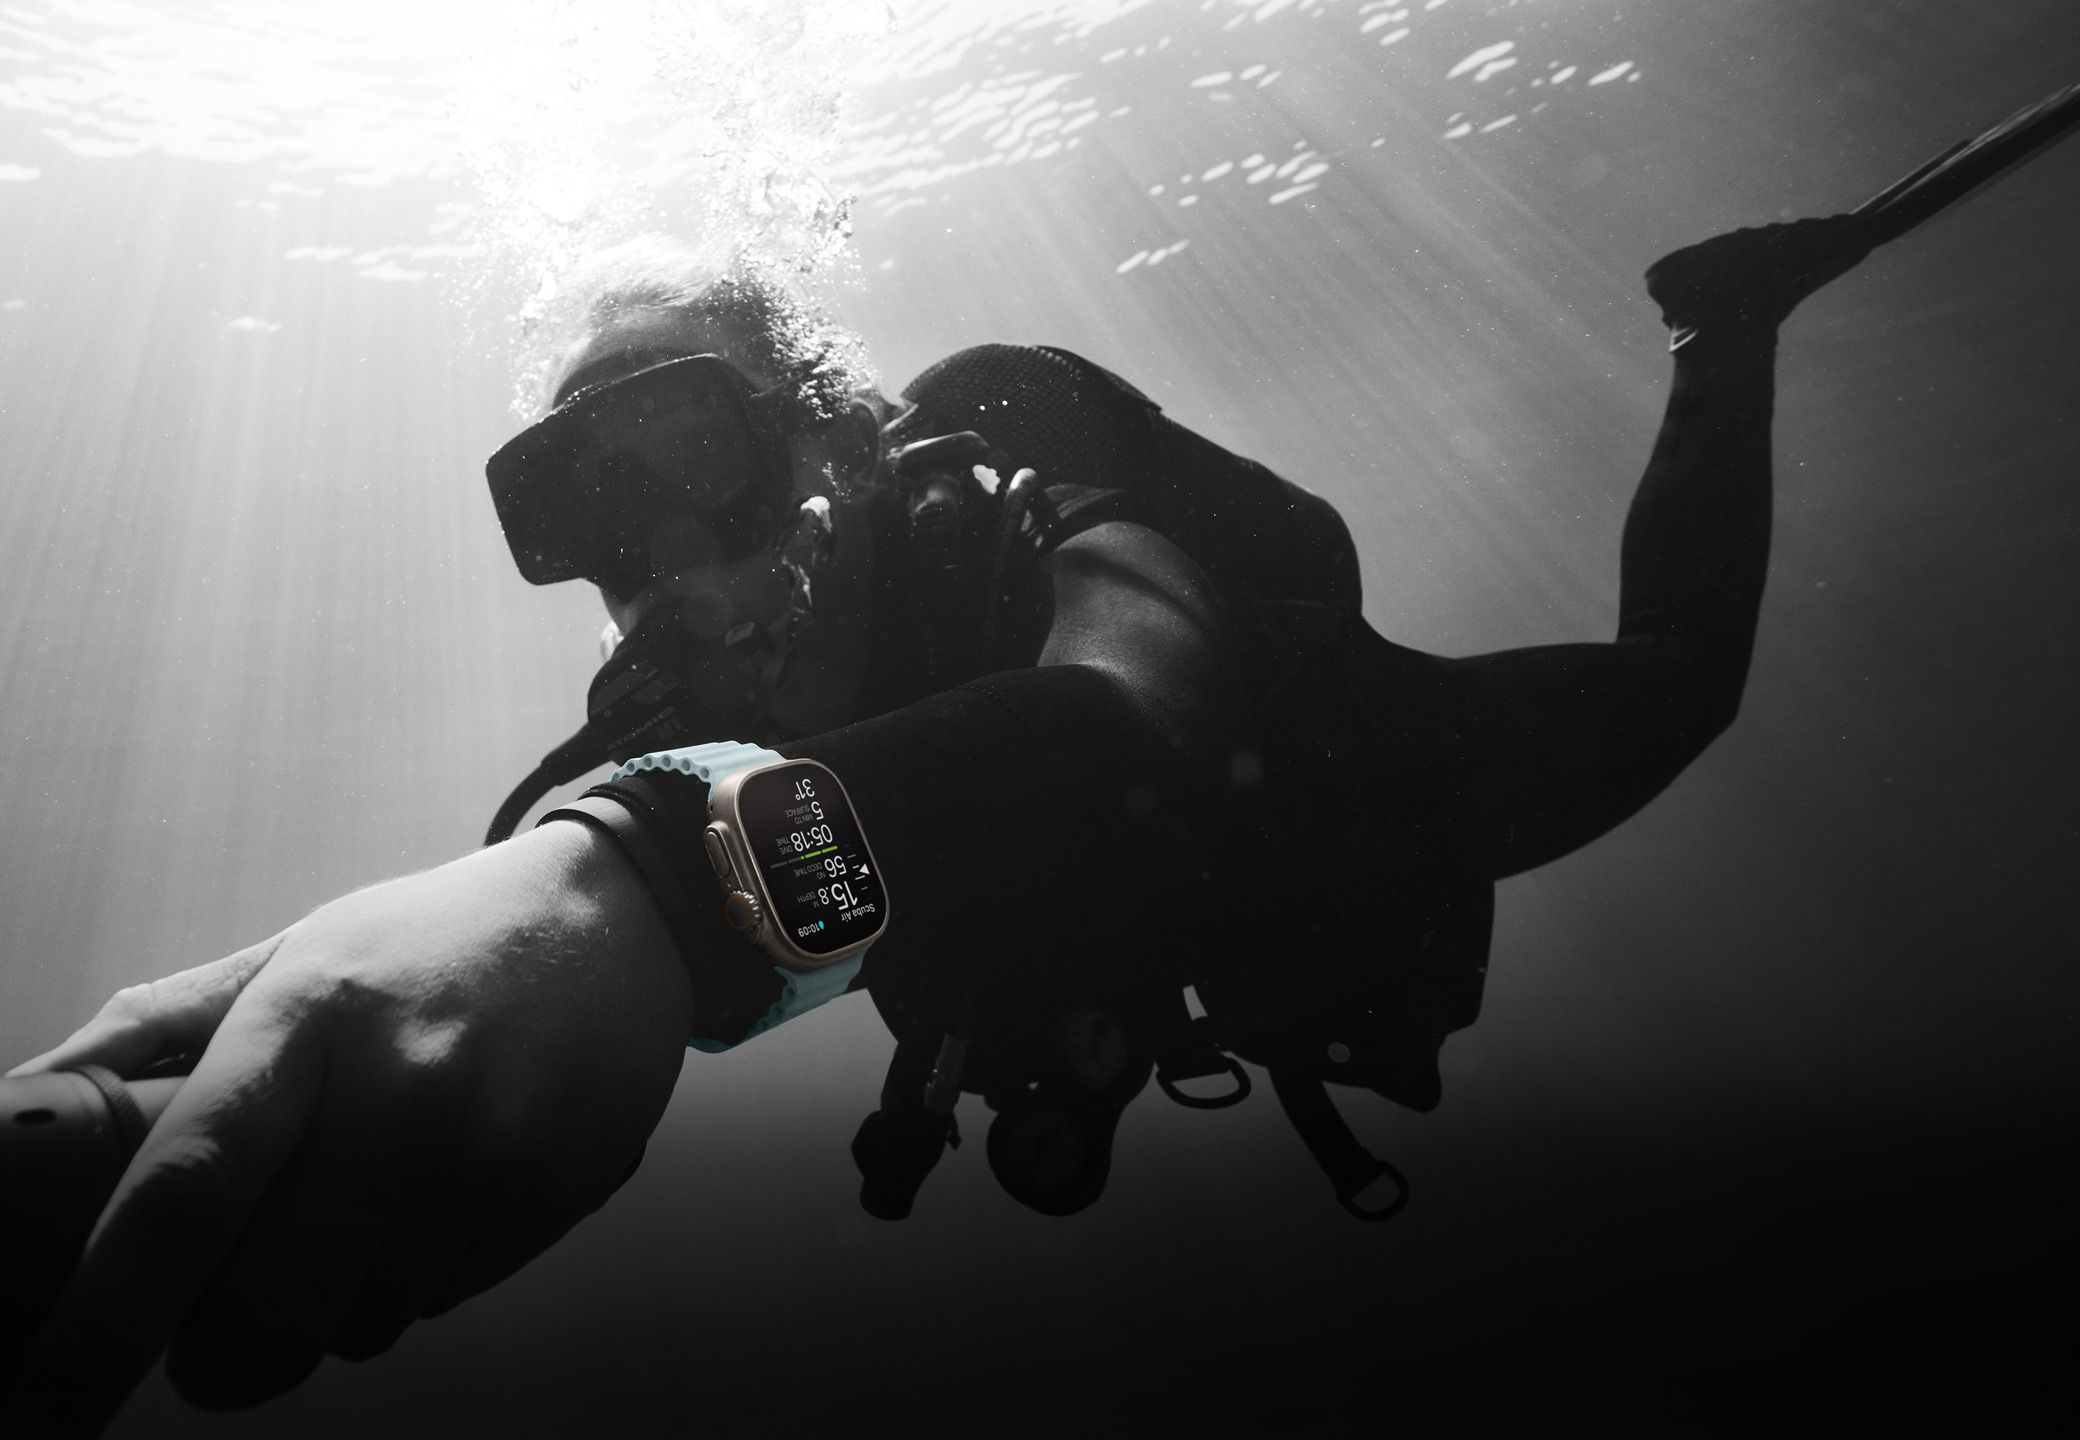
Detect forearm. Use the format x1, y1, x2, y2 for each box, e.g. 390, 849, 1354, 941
523, 819, 697, 1023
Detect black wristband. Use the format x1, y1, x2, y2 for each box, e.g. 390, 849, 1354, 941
537, 793, 783, 1045
539, 794, 710, 960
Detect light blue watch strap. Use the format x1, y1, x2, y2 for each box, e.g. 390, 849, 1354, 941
613, 740, 781, 786
686, 958, 861, 1055
616, 741, 866, 1053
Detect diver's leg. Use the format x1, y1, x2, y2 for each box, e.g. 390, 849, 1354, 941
1618, 216, 1881, 684
1444, 218, 1878, 876
1610, 318, 1781, 707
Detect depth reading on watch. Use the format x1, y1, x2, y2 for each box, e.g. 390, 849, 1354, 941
733, 761, 884, 958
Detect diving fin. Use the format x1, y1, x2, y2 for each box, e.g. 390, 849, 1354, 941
1652, 79, 2080, 351
1849, 78, 2080, 246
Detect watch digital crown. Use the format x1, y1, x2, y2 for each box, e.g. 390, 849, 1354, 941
722, 887, 761, 933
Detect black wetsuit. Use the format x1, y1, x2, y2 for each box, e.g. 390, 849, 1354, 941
594, 343, 1605, 1110
584, 328, 1771, 1213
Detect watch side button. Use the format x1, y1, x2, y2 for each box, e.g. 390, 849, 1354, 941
702, 826, 733, 884
723, 890, 761, 934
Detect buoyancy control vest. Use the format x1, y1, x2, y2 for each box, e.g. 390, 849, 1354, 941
852, 344, 1493, 1221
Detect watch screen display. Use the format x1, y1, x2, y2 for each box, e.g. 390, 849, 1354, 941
734, 761, 885, 957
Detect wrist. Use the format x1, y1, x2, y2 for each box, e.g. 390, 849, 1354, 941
533, 791, 795, 1047
528, 818, 698, 1033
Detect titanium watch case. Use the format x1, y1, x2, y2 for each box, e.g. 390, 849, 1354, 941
700, 758, 890, 972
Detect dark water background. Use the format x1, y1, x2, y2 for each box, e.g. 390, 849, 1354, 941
2, 1, 2077, 1433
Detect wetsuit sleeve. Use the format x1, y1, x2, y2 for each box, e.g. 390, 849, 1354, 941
593, 663, 1229, 999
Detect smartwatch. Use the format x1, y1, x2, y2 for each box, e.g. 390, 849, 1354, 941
609, 740, 889, 1050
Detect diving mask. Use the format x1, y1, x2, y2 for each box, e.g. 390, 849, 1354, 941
486, 354, 815, 599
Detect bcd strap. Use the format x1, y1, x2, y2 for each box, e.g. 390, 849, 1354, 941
1268, 1067, 1409, 1222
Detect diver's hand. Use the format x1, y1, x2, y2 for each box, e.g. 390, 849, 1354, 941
3, 822, 693, 1435
5, 935, 289, 1082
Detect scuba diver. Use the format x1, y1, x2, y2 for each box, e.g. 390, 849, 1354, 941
3, 80, 2075, 1435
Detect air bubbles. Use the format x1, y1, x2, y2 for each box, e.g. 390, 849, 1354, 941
453, 0, 896, 414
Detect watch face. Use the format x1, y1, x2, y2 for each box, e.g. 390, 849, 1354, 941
732, 761, 885, 957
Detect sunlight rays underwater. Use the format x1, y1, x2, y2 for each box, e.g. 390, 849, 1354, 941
2, 1, 2078, 1433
